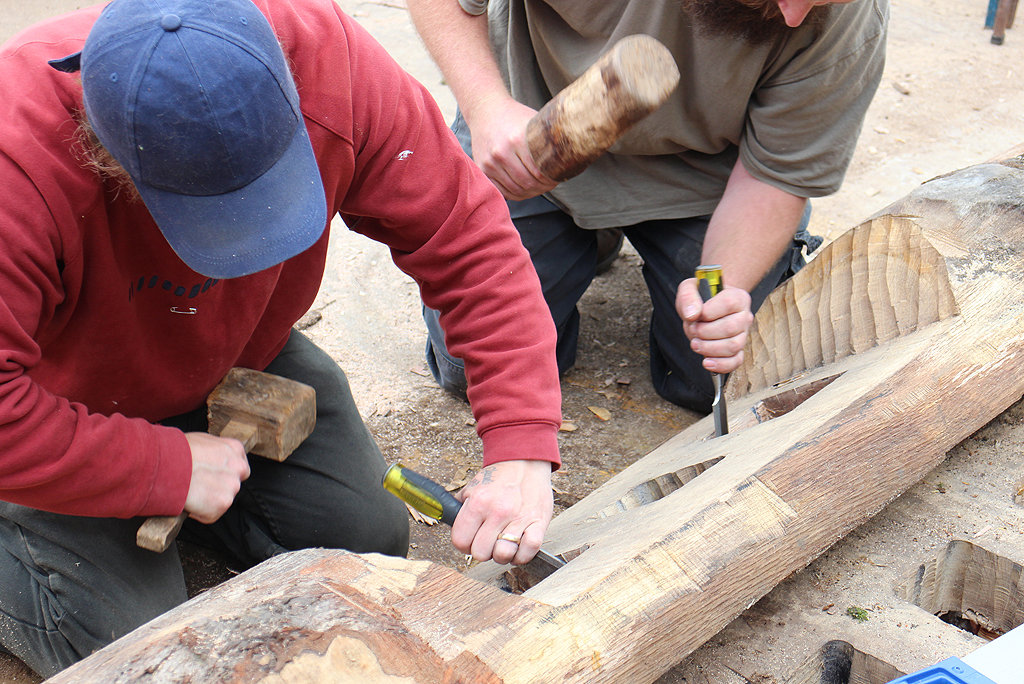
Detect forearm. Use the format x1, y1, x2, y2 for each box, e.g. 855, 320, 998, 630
405, 0, 510, 128
0, 380, 192, 518
702, 158, 808, 292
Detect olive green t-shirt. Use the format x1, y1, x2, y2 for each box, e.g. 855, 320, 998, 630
486, 0, 888, 228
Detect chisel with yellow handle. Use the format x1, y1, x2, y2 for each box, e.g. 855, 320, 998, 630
696, 264, 728, 437
382, 463, 566, 580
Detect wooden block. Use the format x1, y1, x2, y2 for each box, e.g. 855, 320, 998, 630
207, 367, 316, 462
137, 370, 316, 552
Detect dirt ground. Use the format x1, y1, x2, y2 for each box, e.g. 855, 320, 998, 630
1, 0, 1023, 681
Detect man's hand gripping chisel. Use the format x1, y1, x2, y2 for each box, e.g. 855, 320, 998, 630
696, 265, 729, 437
382, 463, 566, 581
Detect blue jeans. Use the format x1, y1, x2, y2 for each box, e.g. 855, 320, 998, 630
424, 205, 816, 413
0, 330, 409, 677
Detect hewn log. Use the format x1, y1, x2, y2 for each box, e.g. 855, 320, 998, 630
51, 155, 1024, 683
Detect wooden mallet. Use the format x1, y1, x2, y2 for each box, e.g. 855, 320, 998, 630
136, 368, 316, 553
525, 34, 680, 182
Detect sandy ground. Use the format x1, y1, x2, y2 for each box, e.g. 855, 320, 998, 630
1, 0, 1023, 681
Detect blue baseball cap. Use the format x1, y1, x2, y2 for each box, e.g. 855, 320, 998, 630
51, 0, 327, 279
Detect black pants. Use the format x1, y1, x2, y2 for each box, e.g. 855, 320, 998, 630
0, 330, 409, 677
425, 208, 814, 413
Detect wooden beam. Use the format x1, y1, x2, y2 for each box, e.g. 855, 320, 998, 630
49, 155, 1024, 683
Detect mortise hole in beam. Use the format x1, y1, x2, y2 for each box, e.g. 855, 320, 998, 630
591, 373, 842, 525
785, 640, 904, 684
754, 373, 842, 424
501, 374, 847, 593
592, 456, 724, 520
503, 544, 590, 594
897, 539, 1024, 641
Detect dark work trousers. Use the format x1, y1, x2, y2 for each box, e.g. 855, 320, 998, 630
424, 206, 816, 413
0, 330, 409, 677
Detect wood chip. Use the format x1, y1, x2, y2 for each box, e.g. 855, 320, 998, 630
559, 421, 578, 432
588, 406, 612, 421
447, 466, 472, 491
405, 503, 438, 526
294, 310, 322, 331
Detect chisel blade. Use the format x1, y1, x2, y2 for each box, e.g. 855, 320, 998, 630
711, 374, 728, 436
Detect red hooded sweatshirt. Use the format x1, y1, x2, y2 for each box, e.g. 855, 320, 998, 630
0, 0, 561, 519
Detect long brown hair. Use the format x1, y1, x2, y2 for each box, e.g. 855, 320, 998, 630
73, 109, 141, 203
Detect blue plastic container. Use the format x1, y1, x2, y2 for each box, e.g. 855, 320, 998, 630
888, 657, 999, 684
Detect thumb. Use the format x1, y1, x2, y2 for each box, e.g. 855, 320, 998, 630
676, 278, 704, 321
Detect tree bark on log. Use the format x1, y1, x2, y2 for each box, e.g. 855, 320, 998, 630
50, 155, 1024, 683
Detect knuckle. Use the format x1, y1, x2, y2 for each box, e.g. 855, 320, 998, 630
489, 500, 518, 521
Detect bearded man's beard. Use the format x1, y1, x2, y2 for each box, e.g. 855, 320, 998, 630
680, 0, 827, 46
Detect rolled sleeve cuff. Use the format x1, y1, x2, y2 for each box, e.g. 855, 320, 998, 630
137, 427, 193, 517
480, 423, 561, 471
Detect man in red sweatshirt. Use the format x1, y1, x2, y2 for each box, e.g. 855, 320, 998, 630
0, 0, 561, 674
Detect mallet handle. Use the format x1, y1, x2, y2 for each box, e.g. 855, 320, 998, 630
136, 421, 257, 553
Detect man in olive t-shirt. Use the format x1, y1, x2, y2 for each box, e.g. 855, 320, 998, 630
410, 0, 888, 412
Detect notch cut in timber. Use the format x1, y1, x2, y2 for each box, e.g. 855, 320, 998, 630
587, 371, 841, 527
898, 539, 1024, 640
729, 216, 959, 397
571, 371, 844, 545
48, 158, 1024, 684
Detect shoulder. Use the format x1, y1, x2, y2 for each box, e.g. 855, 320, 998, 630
1, 5, 101, 60
253, 0, 403, 122
761, 0, 888, 86
0, 7, 104, 224
819, 0, 889, 49
254, 0, 380, 59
